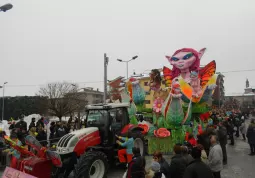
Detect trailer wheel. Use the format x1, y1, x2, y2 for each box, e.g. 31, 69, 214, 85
74, 151, 108, 178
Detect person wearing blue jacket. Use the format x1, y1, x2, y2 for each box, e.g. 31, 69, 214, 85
116, 133, 134, 163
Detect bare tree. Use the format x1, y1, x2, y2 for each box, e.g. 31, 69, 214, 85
38, 82, 87, 121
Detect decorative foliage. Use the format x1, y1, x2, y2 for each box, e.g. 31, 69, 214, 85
131, 79, 146, 105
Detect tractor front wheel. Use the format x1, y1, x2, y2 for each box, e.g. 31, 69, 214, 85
74, 151, 108, 178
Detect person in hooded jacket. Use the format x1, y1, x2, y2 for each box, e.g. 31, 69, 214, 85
126, 147, 146, 178
246, 119, 255, 155
169, 144, 187, 178
183, 146, 214, 178
152, 151, 170, 178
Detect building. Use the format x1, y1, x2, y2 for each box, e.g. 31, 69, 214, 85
78, 87, 104, 104
131, 69, 166, 109
225, 79, 255, 112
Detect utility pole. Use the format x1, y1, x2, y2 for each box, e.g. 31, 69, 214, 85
104, 53, 109, 103
1, 82, 7, 121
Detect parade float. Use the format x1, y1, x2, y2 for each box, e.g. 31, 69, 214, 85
108, 47, 217, 154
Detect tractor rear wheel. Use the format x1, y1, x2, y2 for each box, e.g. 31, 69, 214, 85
74, 151, 108, 178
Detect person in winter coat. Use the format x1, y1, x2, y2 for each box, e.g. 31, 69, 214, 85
146, 161, 165, 178
226, 120, 235, 145
36, 125, 47, 146
217, 122, 228, 165
183, 146, 214, 178
36, 118, 44, 130
153, 151, 170, 178
126, 147, 146, 178
208, 135, 223, 178
197, 132, 210, 156
169, 144, 187, 178
234, 116, 241, 137
49, 122, 56, 139
181, 146, 194, 166
246, 119, 255, 155
196, 144, 208, 164
239, 119, 247, 141
55, 123, 67, 139
29, 118, 36, 131
29, 127, 37, 138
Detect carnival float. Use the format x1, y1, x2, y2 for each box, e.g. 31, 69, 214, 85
108, 47, 217, 154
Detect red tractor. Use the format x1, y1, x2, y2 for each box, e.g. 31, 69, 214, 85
56, 103, 146, 178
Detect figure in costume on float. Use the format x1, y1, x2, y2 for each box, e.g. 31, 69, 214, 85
116, 133, 134, 163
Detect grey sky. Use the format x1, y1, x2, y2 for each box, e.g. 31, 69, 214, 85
1, 0, 255, 96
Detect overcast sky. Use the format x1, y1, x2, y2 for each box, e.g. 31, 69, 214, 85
1, 0, 255, 96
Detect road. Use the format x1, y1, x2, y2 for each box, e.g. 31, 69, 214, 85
1, 123, 254, 178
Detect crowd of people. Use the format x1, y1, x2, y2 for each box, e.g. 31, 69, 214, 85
8, 116, 83, 147
123, 112, 255, 178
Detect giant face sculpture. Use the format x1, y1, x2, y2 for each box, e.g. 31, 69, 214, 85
166, 48, 206, 80
170, 52, 197, 71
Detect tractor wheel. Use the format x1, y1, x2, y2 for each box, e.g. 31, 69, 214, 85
74, 151, 108, 178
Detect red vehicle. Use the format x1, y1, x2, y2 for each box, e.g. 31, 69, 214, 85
56, 103, 146, 178
4, 135, 62, 178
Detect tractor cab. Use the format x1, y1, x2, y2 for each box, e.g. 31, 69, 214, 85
85, 103, 130, 146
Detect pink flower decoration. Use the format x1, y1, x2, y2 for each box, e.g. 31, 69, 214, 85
153, 97, 164, 113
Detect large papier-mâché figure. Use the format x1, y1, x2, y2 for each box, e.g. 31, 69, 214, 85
162, 83, 192, 129
163, 48, 217, 103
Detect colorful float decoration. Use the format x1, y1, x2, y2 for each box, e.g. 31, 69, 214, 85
109, 47, 218, 153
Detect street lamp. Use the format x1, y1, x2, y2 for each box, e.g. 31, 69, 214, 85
1, 82, 8, 121
117, 56, 138, 79
0, 3, 13, 12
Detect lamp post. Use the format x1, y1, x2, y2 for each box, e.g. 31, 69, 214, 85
1, 82, 8, 121
0, 3, 13, 12
117, 56, 138, 79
